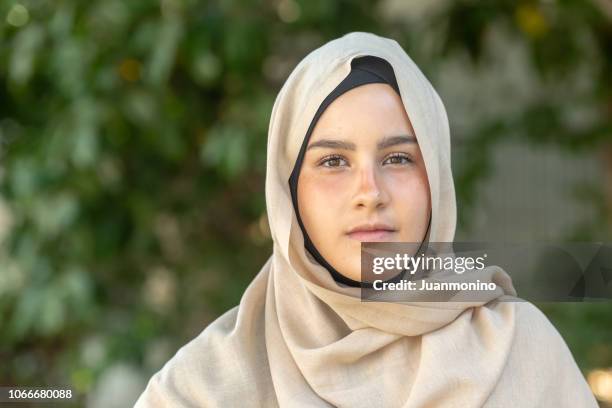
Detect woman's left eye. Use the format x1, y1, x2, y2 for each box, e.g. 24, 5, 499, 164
383, 153, 413, 165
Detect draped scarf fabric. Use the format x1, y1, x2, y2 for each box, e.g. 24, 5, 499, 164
135, 32, 597, 407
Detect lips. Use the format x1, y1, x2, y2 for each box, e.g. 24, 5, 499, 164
347, 230, 395, 241
346, 223, 397, 242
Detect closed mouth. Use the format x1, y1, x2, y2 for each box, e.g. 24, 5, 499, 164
347, 230, 395, 241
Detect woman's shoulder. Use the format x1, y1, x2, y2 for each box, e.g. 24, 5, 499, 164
135, 298, 273, 407
481, 297, 564, 337
484, 299, 598, 407
484, 299, 576, 361
133, 306, 239, 407
511, 300, 558, 332
509, 300, 573, 350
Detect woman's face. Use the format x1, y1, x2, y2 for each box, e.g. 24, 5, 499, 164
297, 83, 431, 282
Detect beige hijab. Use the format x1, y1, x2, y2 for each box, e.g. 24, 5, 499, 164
135, 32, 597, 407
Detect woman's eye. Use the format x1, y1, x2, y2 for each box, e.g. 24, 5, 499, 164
319, 155, 348, 168
383, 153, 413, 165
316, 154, 412, 168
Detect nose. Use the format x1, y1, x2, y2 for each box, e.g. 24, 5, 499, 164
352, 164, 389, 210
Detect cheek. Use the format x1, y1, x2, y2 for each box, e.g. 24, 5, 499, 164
386, 170, 431, 220
297, 174, 349, 228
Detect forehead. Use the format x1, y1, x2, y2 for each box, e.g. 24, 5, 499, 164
309, 83, 414, 142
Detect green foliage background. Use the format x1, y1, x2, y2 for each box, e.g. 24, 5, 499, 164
0, 0, 611, 405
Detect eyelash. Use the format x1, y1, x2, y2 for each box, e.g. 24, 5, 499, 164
317, 153, 413, 168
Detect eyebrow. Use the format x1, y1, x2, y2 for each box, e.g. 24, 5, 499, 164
306, 134, 416, 151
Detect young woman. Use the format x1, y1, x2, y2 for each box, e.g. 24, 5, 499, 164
135, 32, 597, 407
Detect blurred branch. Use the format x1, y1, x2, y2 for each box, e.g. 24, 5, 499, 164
591, 0, 612, 22
603, 143, 612, 230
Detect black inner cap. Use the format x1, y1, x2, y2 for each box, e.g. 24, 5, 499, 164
288, 55, 430, 288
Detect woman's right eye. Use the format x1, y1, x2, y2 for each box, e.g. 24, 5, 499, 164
318, 155, 348, 168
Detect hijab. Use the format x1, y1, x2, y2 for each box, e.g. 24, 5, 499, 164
288, 54, 430, 288
135, 32, 597, 407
